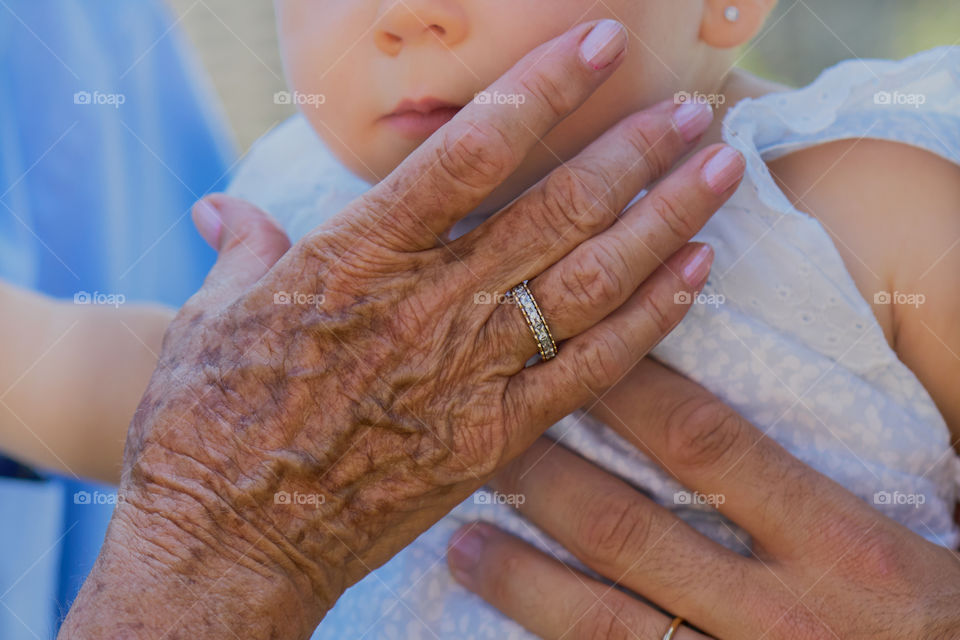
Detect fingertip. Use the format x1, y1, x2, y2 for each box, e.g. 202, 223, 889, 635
702, 144, 746, 195
447, 521, 497, 589
673, 102, 715, 144
192, 198, 223, 251
578, 19, 628, 70
680, 242, 714, 289
209, 195, 292, 256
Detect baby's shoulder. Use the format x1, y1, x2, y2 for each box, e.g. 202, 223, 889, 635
718, 46, 960, 437
767, 137, 960, 315
722, 46, 960, 345
764, 120, 960, 442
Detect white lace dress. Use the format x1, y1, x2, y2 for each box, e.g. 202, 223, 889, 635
229, 47, 960, 639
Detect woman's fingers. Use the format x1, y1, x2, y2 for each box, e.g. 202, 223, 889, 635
459, 99, 715, 291
588, 359, 878, 559
501, 242, 707, 444
481, 438, 770, 637
485, 143, 742, 365
447, 523, 711, 640
353, 20, 629, 252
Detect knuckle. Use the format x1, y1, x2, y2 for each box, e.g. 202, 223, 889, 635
559, 248, 628, 311
663, 395, 746, 469
640, 282, 680, 335
539, 166, 613, 240
569, 329, 629, 389
574, 496, 651, 567
648, 192, 700, 241
519, 70, 574, 120
295, 227, 361, 276
435, 122, 515, 192
622, 113, 675, 178
298, 208, 369, 258
456, 421, 510, 477
855, 529, 906, 578
824, 518, 907, 584
852, 530, 908, 583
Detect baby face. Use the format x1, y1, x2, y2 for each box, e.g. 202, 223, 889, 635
276, 0, 731, 209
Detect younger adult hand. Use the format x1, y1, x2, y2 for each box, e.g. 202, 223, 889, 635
450, 360, 960, 639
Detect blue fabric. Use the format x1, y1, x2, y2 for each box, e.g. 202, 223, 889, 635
0, 478, 65, 639
0, 1, 235, 636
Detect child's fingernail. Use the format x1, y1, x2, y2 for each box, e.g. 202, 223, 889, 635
673, 102, 714, 143
703, 146, 745, 194
580, 20, 627, 70
193, 199, 223, 250
682, 243, 714, 287
448, 524, 491, 588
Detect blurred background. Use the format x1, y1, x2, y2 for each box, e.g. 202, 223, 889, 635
168, 0, 960, 151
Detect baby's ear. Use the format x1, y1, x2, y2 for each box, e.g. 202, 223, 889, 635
699, 0, 777, 49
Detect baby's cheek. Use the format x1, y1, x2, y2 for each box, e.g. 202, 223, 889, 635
279, 13, 388, 180
278, 1, 375, 101
308, 107, 411, 185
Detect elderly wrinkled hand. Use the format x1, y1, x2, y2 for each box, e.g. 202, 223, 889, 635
61, 20, 744, 640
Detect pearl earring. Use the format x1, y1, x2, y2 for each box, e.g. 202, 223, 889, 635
724, 6, 740, 22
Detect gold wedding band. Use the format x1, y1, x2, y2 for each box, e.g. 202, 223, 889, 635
508, 280, 557, 361
661, 616, 684, 640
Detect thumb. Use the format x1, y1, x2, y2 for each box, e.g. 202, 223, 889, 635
191, 194, 291, 305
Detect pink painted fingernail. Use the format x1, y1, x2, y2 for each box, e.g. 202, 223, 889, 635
682, 244, 714, 287
579, 20, 627, 70
703, 146, 745, 194
448, 523, 491, 587
673, 102, 714, 143
193, 198, 223, 250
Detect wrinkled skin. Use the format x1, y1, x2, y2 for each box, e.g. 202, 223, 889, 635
60, 21, 744, 640
119, 212, 545, 606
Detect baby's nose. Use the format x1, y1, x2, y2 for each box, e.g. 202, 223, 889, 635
375, 0, 468, 55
